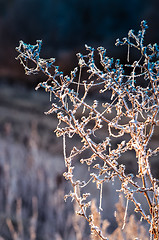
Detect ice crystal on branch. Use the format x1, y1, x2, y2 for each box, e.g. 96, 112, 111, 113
16, 20, 159, 239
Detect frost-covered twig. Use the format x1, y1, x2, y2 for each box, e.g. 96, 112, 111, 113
16, 20, 159, 239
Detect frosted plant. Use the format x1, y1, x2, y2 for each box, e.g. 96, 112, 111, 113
16, 21, 159, 239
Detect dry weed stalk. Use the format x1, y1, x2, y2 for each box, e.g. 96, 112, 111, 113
6, 197, 38, 240
90, 195, 149, 240
16, 21, 159, 239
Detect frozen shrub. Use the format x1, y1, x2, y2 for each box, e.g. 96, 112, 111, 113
17, 21, 159, 239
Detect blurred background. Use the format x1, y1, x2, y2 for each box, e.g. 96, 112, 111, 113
0, 0, 159, 239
